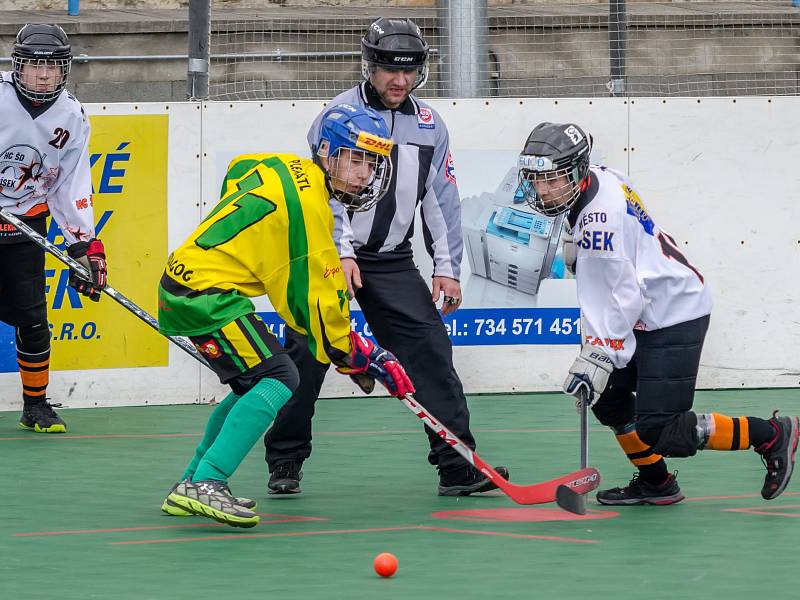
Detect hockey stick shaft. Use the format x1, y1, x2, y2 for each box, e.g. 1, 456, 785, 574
555, 390, 595, 515
401, 394, 600, 505
0, 209, 209, 368
580, 390, 589, 469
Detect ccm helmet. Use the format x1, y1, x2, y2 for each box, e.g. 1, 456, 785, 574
315, 103, 394, 212
517, 122, 592, 216
361, 17, 429, 90
12, 23, 72, 103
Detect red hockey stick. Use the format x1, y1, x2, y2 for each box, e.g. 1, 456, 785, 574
400, 394, 600, 511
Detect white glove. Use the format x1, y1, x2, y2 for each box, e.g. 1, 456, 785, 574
562, 224, 577, 275
563, 345, 614, 407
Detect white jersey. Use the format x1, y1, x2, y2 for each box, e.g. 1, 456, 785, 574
569, 166, 713, 369
0, 71, 94, 244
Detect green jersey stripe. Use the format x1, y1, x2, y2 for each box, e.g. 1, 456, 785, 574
158, 283, 254, 336
159, 271, 230, 298
261, 157, 315, 358
212, 330, 246, 372
239, 314, 274, 361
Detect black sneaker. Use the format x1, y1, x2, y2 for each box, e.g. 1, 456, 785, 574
268, 461, 303, 495
597, 472, 684, 506
755, 412, 799, 500
18, 401, 66, 434
438, 465, 510, 496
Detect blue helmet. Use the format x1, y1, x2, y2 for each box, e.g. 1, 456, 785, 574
315, 103, 394, 212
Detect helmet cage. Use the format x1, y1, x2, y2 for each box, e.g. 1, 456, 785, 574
315, 104, 395, 212
318, 144, 393, 213
12, 55, 71, 102
12, 24, 72, 103
517, 152, 591, 217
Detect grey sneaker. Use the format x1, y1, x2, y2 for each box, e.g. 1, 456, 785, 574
161, 480, 256, 516
755, 412, 799, 500
168, 480, 259, 528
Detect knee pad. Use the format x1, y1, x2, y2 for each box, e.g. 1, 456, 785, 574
16, 321, 50, 354
591, 392, 636, 429
229, 352, 299, 396
610, 422, 635, 436
647, 412, 700, 458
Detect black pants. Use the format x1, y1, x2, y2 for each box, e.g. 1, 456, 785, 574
591, 315, 710, 437
264, 266, 476, 472
0, 239, 48, 328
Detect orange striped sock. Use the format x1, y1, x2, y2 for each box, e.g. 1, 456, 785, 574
615, 428, 664, 467
699, 412, 750, 450
18, 352, 50, 405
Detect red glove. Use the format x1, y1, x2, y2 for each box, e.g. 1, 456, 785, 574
336, 331, 415, 399
66, 238, 107, 302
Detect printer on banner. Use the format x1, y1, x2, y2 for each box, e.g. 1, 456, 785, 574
462, 166, 566, 297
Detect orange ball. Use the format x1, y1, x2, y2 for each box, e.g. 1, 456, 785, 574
373, 552, 398, 578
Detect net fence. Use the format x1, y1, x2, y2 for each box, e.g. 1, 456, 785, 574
208, 1, 800, 100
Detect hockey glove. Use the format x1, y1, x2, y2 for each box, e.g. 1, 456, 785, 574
67, 238, 107, 302
562, 224, 577, 275
563, 344, 614, 407
336, 331, 415, 399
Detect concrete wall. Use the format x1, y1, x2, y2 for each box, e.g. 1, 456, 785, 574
0, 1, 655, 10
0, 3, 797, 102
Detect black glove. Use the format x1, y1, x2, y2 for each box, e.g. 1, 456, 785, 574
66, 238, 107, 302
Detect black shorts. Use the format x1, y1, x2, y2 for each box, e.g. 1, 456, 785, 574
592, 314, 710, 430
0, 240, 48, 327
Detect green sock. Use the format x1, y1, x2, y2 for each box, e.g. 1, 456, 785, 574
181, 391, 240, 481
193, 378, 292, 482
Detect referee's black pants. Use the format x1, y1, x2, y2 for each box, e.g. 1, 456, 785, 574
264, 266, 476, 473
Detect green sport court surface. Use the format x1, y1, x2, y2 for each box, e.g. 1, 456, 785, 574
2, 389, 798, 600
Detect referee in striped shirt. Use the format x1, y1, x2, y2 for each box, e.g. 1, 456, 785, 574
264, 17, 509, 496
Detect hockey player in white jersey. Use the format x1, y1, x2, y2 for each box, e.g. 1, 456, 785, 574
0, 24, 108, 433
518, 122, 798, 504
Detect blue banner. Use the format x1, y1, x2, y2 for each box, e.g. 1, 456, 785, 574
254, 307, 581, 347
0, 307, 581, 373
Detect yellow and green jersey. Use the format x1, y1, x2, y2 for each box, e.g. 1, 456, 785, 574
158, 153, 351, 364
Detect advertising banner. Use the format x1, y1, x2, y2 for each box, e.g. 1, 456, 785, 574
0, 114, 169, 372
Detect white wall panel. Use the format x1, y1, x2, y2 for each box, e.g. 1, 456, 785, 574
2, 97, 795, 411
629, 97, 800, 388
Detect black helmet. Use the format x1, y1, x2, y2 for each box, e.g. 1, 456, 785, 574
12, 23, 72, 103
517, 122, 592, 216
361, 17, 429, 90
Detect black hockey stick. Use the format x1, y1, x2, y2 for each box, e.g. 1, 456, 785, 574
556, 389, 591, 514
0, 208, 209, 368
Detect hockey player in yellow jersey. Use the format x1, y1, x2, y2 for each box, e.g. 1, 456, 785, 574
158, 104, 414, 528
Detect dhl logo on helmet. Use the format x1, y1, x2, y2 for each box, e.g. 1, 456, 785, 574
355, 132, 393, 156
